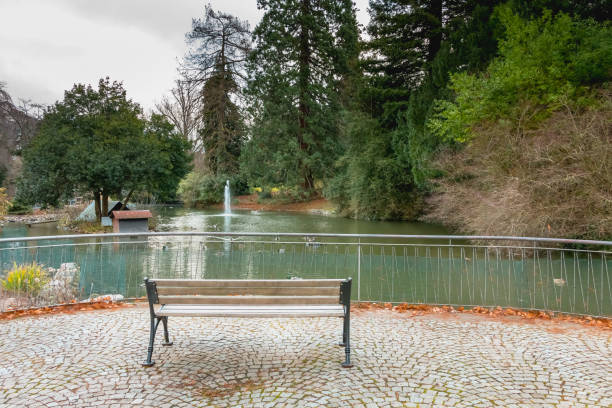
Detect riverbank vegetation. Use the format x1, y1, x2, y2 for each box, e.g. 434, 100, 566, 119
420, 6, 612, 239
2, 0, 609, 239
178, 0, 609, 239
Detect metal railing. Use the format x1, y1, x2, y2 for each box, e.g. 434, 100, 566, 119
0, 232, 610, 317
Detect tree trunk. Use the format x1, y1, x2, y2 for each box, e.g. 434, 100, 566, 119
101, 192, 109, 218
298, 0, 313, 190
93, 191, 101, 222
427, 0, 443, 63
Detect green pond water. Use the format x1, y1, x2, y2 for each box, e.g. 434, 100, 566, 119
1, 207, 610, 316
0, 206, 451, 238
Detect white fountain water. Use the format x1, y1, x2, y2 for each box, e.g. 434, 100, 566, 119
224, 180, 231, 215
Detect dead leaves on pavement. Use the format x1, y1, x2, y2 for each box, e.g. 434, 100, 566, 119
352, 302, 612, 329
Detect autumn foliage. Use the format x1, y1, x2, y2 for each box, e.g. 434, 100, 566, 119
352, 302, 612, 329
0, 298, 130, 320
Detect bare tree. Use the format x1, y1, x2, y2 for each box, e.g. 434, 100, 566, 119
0, 83, 13, 186
0, 82, 42, 153
155, 78, 203, 150
0, 82, 42, 193
0, 82, 12, 153
14, 98, 43, 150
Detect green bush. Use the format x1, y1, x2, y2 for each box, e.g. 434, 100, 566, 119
0, 165, 6, 188
255, 185, 316, 203
7, 201, 32, 215
1, 262, 49, 296
178, 171, 249, 207
258, 189, 272, 200
325, 111, 423, 220
0, 187, 10, 215
429, 8, 612, 143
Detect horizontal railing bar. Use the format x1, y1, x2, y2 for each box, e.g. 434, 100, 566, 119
2, 240, 610, 255
0, 240, 153, 251
0, 231, 610, 246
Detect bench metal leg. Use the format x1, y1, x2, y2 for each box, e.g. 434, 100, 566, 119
338, 319, 347, 347
161, 317, 173, 346
342, 307, 353, 368
142, 317, 161, 367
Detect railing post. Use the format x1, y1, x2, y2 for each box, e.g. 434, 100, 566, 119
357, 238, 361, 302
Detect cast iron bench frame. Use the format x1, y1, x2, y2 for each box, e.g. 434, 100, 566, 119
142, 277, 353, 367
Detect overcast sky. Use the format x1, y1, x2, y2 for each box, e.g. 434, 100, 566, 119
0, 0, 370, 111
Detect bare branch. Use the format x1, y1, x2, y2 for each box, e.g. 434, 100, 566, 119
155, 78, 203, 150
0, 83, 41, 153
182, 4, 251, 90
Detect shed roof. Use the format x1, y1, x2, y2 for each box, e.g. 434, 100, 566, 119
110, 210, 152, 219
76, 200, 124, 221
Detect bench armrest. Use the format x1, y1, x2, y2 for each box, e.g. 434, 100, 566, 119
339, 278, 352, 307
144, 278, 160, 317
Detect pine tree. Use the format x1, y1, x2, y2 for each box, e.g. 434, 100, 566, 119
244, 0, 359, 190
327, 0, 503, 219
365, 0, 476, 126
185, 5, 250, 176
199, 62, 245, 175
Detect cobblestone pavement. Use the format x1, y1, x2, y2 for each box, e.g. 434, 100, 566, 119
1, 306, 611, 407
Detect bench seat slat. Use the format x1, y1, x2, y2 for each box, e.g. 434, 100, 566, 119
156, 286, 339, 296
157, 304, 344, 318
159, 304, 344, 310
157, 295, 339, 305
152, 279, 344, 288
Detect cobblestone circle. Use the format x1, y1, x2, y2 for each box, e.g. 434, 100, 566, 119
1, 305, 610, 407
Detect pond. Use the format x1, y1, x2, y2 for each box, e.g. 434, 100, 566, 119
1, 207, 610, 317
154, 207, 452, 235
0, 206, 451, 239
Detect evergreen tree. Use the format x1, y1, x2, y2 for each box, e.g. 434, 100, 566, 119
17, 78, 191, 220
185, 5, 250, 176
199, 62, 245, 175
507, 0, 611, 21
365, 0, 495, 126
244, 0, 359, 190
328, 0, 503, 219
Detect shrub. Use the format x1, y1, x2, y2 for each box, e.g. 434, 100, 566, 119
2, 262, 49, 296
326, 111, 423, 220
178, 171, 249, 207
429, 8, 612, 143
7, 201, 32, 215
258, 189, 272, 200
178, 172, 223, 206
0, 187, 10, 216
0, 165, 6, 188
424, 95, 612, 240
43, 262, 80, 304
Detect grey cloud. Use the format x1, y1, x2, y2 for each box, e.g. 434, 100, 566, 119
52, 0, 260, 45
0, 71, 57, 106
1, 0, 369, 110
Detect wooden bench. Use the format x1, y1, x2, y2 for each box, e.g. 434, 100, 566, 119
142, 277, 353, 367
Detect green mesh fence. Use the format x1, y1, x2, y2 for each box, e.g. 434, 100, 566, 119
1, 235, 610, 316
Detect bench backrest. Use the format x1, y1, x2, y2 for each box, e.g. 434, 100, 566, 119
144, 278, 352, 307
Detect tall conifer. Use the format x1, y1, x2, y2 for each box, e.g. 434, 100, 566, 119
244, 0, 359, 189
